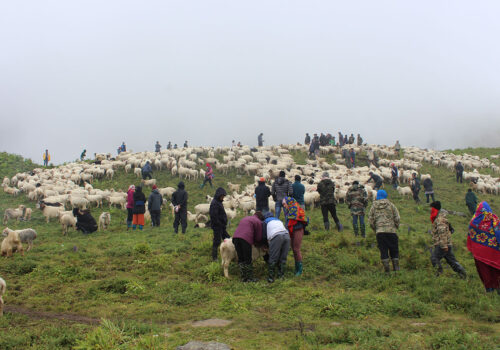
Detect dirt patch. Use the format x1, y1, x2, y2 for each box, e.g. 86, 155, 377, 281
191, 319, 232, 327
4, 305, 101, 325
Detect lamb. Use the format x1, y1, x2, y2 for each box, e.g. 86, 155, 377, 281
98, 212, 111, 230
219, 238, 266, 278
227, 182, 241, 193
38, 201, 64, 223
106, 169, 114, 180
0, 276, 5, 316
108, 195, 126, 209
134, 168, 142, 178
194, 203, 211, 216
396, 186, 412, 198
23, 207, 32, 221
1, 228, 24, 257
59, 213, 76, 235
141, 178, 156, 187
2, 228, 37, 251
3, 205, 26, 224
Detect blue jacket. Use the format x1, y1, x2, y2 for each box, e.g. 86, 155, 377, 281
292, 181, 305, 205
142, 162, 152, 174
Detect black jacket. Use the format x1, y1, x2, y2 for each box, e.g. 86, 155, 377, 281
133, 187, 146, 214
455, 163, 464, 173
255, 182, 271, 210
72, 208, 97, 233
271, 177, 293, 202
171, 182, 188, 210
423, 178, 433, 192
148, 189, 163, 211
210, 187, 228, 230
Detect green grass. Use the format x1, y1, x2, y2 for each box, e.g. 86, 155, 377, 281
0, 148, 499, 349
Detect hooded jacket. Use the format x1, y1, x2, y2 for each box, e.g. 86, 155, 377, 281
423, 178, 433, 192
431, 210, 452, 248
271, 176, 293, 202
142, 162, 152, 175
126, 188, 135, 209
255, 182, 271, 210
317, 178, 336, 205
210, 187, 228, 230
465, 191, 478, 208
346, 184, 368, 213
133, 187, 146, 214
368, 198, 400, 234
171, 182, 188, 210
292, 181, 305, 205
148, 188, 163, 211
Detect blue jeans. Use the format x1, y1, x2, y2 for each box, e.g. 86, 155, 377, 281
352, 214, 364, 227
275, 203, 283, 219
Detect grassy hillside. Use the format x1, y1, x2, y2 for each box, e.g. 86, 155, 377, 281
0, 152, 38, 179
0, 148, 499, 349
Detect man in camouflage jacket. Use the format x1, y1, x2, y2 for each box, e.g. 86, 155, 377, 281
346, 181, 368, 237
430, 201, 466, 278
317, 172, 343, 231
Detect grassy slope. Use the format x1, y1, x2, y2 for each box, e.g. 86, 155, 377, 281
0, 149, 499, 350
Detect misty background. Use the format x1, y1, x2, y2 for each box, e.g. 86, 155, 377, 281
1, 1, 499, 165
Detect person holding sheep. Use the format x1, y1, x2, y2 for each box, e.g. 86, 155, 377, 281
141, 161, 153, 180
132, 186, 146, 230
233, 212, 264, 282
72, 208, 97, 234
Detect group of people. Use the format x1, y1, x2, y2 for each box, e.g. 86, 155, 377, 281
304, 132, 364, 149
126, 184, 164, 229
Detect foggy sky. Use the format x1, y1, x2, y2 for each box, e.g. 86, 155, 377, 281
1, 1, 499, 164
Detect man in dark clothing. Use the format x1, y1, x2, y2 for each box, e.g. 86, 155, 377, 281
148, 185, 163, 227
304, 133, 311, 145
349, 148, 356, 168
255, 178, 271, 214
183, 141, 188, 148
80, 149, 86, 161
141, 161, 153, 180
338, 132, 344, 147
455, 162, 464, 183
317, 172, 343, 231
171, 182, 188, 234
465, 189, 478, 215
210, 187, 230, 260
167, 141, 172, 150
366, 172, 383, 190
271, 171, 293, 219
258, 133, 264, 147
72, 208, 98, 234
348, 134, 355, 144
319, 133, 326, 146
155, 141, 161, 153
423, 178, 435, 203
292, 175, 305, 209
391, 163, 399, 189
410, 173, 421, 203
343, 135, 348, 145
357, 134, 363, 146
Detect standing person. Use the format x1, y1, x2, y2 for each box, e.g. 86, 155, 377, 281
410, 173, 421, 203
141, 161, 153, 180
338, 132, 344, 147
233, 212, 264, 282
258, 133, 264, 147
263, 212, 291, 282
465, 189, 478, 215
271, 171, 293, 219
342, 148, 350, 168
72, 208, 98, 234
319, 133, 326, 146
172, 182, 188, 234
292, 175, 305, 209
126, 185, 135, 230
368, 190, 400, 274
329, 136, 336, 146
317, 172, 343, 231
183, 140, 188, 148
313, 134, 320, 157
155, 141, 161, 153
455, 161, 464, 183
283, 197, 308, 276
173, 144, 178, 149
255, 177, 271, 214
43, 149, 50, 166
132, 186, 146, 231
467, 201, 500, 293
343, 135, 348, 146
231, 140, 236, 150
349, 148, 356, 168
391, 163, 399, 189
357, 134, 363, 146
430, 201, 467, 278
200, 163, 214, 189
366, 171, 383, 191
394, 140, 401, 157
80, 149, 86, 161
148, 185, 163, 227
167, 141, 172, 150
348, 134, 355, 144
210, 187, 230, 260
423, 177, 435, 203
304, 133, 311, 145
121, 142, 126, 152
346, 181, 368, 237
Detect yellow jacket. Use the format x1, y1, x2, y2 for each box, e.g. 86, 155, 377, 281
43, 153, 50, 161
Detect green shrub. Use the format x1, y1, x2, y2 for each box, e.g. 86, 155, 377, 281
133, 243, 152, 255
335, 251, 364, 274
3, 259, 37, 275
97, 279, 129, 294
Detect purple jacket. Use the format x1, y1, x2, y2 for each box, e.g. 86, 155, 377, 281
126, 190, 134, 209
233, 215, 263, 246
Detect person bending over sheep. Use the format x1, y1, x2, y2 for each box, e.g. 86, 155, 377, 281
233, 212, 264, 282
141, 161, 153, 180
72, 208, 97, 234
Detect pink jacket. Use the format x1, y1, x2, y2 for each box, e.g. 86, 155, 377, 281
126, 189, 135, 209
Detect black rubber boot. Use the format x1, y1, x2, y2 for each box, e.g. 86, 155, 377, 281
324, 221, 330, 231
239, 263, 247, 282
360, 223, 366, 238
392, 258, 400, 272
211, 245, 218, 261
353, 222, 359, 236
277, 263, 285, 279
382, 259, 391, 274
336, 222, 343, 232
453, 263, 467, 279
267, 263, 276, 283
245, 263, 258, 283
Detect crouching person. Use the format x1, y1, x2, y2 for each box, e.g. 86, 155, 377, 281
263, 212, 290, 283
430, 201, 466, 278
72, 208, 97, 234
233, 212, 264, 282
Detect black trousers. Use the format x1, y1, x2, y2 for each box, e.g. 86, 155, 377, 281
374, 182, 382, 190
202, 178, 213, 187
321, 203, 340, 224
376, 233, 399, 259
467, 204, 476, 215
142, 172, 152, 180
150, 210, 161, 226
412, 189, 420, 203
431, 245, 462, 272
456, 172, 463, 183
173, 208, 187, 233
127, 208, 133, 223
233, 237, 252, 265
426, 193, 435, 203
212, 227, 230, 259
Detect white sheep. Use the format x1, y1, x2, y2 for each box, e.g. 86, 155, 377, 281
23, 208, 32, 221
141, 178, 157, 187
227, 182, 241, 193
38, 201, 64, 223
98, 212, 111, 230
0, 276, 5, 316
396, 186, 412, 198
219, 238, 266, 278
1, 229, 23, 257
2, 228, 37, 251
59, 213, 76, 235
134, 168, 142, 178
3, 205, 26, 225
